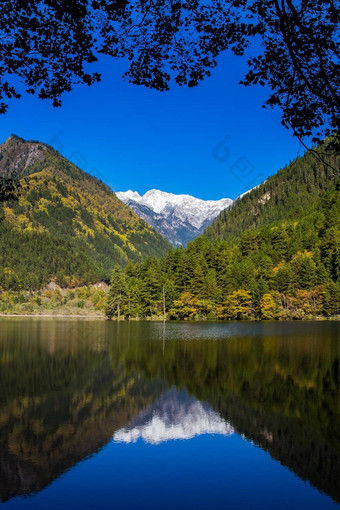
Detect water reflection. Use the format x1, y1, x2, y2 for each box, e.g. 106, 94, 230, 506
0, 319, 339, 504
113, 388, 234, 444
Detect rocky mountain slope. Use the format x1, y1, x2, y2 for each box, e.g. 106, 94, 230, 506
116, 189, 232, 246
0, 135, 170, 289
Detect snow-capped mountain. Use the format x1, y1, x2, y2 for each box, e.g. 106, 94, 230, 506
113, 388, 234, 445
116, 189, 233, 246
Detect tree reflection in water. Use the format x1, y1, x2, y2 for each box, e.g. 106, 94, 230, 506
0, 319, 339, 503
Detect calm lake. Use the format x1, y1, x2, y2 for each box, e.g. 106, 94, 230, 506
0, 319, 339, 509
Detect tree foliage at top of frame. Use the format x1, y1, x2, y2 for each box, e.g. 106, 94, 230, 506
0, 1, 339, 148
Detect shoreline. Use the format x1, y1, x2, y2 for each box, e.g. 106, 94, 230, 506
0, 313, 105, 318
0, 314, 339, 321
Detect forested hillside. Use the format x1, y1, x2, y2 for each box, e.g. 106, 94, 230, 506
205, 142, 339, 240
0, 135, 170, 290
105, 152, 340, 320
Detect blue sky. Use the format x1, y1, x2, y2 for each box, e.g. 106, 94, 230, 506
0, 52, 303, 200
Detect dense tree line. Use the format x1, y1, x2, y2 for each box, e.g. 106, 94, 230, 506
106, 184, 340, 320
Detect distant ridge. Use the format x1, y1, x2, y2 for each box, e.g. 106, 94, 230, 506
116, 189, 233, 246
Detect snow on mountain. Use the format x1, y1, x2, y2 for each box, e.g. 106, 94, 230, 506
113, 388, 234, 445
116, 189, 233, 246
236, 182, 264, 201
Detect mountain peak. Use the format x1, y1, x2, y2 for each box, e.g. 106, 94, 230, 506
116, 190, 142, 202
116, 188, 233, 246
0, 135, 47, 178
6, 133, 22, 142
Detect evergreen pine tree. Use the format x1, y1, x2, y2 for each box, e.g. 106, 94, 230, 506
105, 266, 127, 319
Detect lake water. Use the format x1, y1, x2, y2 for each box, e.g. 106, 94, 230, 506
0, 319, 339, 509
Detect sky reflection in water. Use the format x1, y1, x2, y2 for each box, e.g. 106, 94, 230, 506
0, 319, 339, 509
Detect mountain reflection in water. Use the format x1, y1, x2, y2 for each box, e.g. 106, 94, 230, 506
0, 319, 339, 506
113, 388, 234, 444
